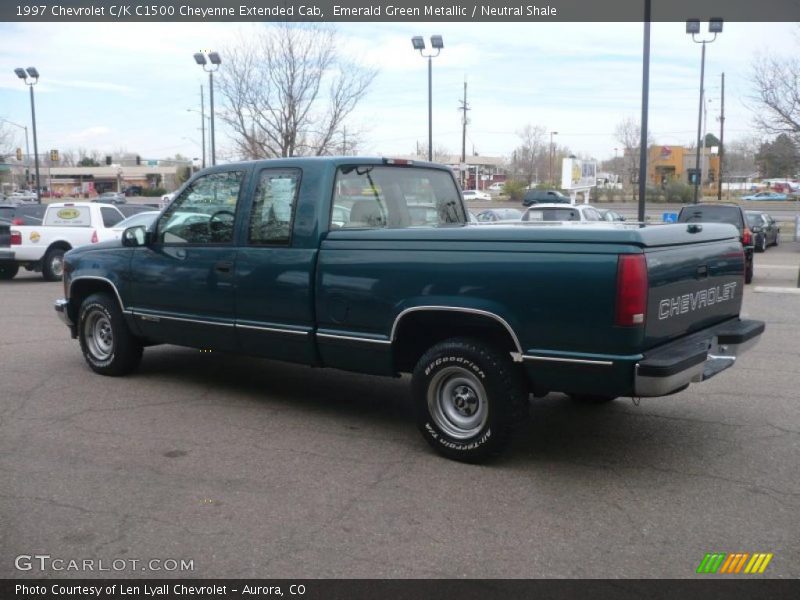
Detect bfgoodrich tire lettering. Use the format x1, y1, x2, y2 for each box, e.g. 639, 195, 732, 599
78, 292, 143, 376
412, 338, 528, 462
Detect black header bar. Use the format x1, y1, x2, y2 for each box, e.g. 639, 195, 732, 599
4, 0, 800, 22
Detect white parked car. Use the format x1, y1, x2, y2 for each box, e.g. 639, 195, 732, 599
6, 191, 38, 204
487, 182, 506, 193
521, 203, 604, 223
99, 210, 160, 242
462, 189, 491, 202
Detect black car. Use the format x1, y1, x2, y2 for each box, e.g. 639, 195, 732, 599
521, 189, 571, 207
677, 203, 754, 284
745, 211, 780, 252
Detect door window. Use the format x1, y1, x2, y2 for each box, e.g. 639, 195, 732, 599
248, 169, 301, 245
100, 206, 124, 228
154, 171, 245, 245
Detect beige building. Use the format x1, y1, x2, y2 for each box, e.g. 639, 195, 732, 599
47, 165, 186, 197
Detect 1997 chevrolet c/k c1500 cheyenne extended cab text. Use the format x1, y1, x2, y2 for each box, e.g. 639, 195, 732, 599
54, 157, 764, 461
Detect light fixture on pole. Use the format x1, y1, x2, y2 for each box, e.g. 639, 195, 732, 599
686, 18, 722, 203
193, 51, 221, 166
411, 35, 444, 162
549, 131, 559, 186
14, 67, 42, 203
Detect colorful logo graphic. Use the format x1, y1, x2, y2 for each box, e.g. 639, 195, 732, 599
696, 552, 773, 574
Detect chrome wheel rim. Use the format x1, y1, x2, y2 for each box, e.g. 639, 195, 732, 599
50, 254, 64, 278
427, 366, 488, 440
84, 310, 113, 360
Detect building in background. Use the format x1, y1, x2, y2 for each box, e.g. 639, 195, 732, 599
648, 145, 720, 188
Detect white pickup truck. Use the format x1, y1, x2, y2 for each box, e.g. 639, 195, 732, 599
2, 202, 126, 280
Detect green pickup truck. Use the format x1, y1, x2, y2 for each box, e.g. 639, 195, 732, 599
54, 158, 764, 461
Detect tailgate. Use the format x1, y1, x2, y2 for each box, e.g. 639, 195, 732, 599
645, 239, 744, 349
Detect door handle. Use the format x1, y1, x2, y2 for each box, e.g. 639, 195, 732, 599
215, 261, 233, 273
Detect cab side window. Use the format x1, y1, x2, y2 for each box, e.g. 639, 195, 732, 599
155, 171, 244, 245
248, 169, 301, 245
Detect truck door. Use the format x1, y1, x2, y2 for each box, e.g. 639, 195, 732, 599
128, 169, 247, 351
234, 167, 316, 364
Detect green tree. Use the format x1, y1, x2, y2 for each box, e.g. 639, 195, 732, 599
78, 157, 100, 167
755, 134, 799, 178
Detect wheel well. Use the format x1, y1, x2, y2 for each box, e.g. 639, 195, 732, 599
69, 279, 120, 318
393, 310, 520, 373
46, 241, 72, 255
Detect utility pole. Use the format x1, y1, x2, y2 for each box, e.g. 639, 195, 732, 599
718, 72, 725, 201
200, 85, 206, 169
342, 126, 347, 155
458, 80, 470, 187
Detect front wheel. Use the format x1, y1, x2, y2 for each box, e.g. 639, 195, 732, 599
0, 263, 19, 280
412, 338, 528, 462
757, 235, 767, 253
78, 293, 143, 376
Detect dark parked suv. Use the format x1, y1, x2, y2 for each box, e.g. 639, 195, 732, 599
521, 189, 571, 207
677, 204, 754, 284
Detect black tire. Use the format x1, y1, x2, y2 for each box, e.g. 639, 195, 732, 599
745, 257, 754, 285
0, 263, 19, 280
42, 247, 66, 281
412, 338, 528, 463
756, 235, 767, 253
569, 394, 617, 404
78, 292, 143, 376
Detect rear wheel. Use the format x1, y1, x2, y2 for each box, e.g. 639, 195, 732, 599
78, 292, 143, 376
412, 338, 528, 462
0, 263, 19, 280
42, 248, 66, 281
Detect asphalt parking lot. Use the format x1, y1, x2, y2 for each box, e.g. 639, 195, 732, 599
1, 244, 799, 579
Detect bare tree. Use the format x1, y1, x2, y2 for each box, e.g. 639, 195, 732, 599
510, 124, 546, 185
751, 54, 800, 141
218, 23, 376, 159
615, 117, 653, 192
0, 123, 17, 161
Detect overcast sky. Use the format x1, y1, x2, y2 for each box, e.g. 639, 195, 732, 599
0, 21, 797, 163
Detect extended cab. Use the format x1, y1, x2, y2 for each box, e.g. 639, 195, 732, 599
3, 202, 126, 280
54, 158, 764, 461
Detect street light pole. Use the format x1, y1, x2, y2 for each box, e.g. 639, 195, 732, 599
687, 18, 722, 204
412, 35, 444, 162
14, 67, 42, 203
194, 52, 221, 166
200, 85, 206, 169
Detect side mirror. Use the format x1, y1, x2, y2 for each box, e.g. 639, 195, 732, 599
121, 225, 148, 247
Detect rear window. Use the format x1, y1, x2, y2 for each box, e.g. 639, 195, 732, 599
333, 165, 464, 229
745, 213, 764, 228
678, 206, 743, 229
44, 206, 91, 227
523, 207, 581, 222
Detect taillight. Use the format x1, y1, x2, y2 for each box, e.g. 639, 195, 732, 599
11, 217, 23, 225
91, 230, 98, 243
10, 230, 22, 245
615, 254, 647, 327
742, 228, 752, 246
